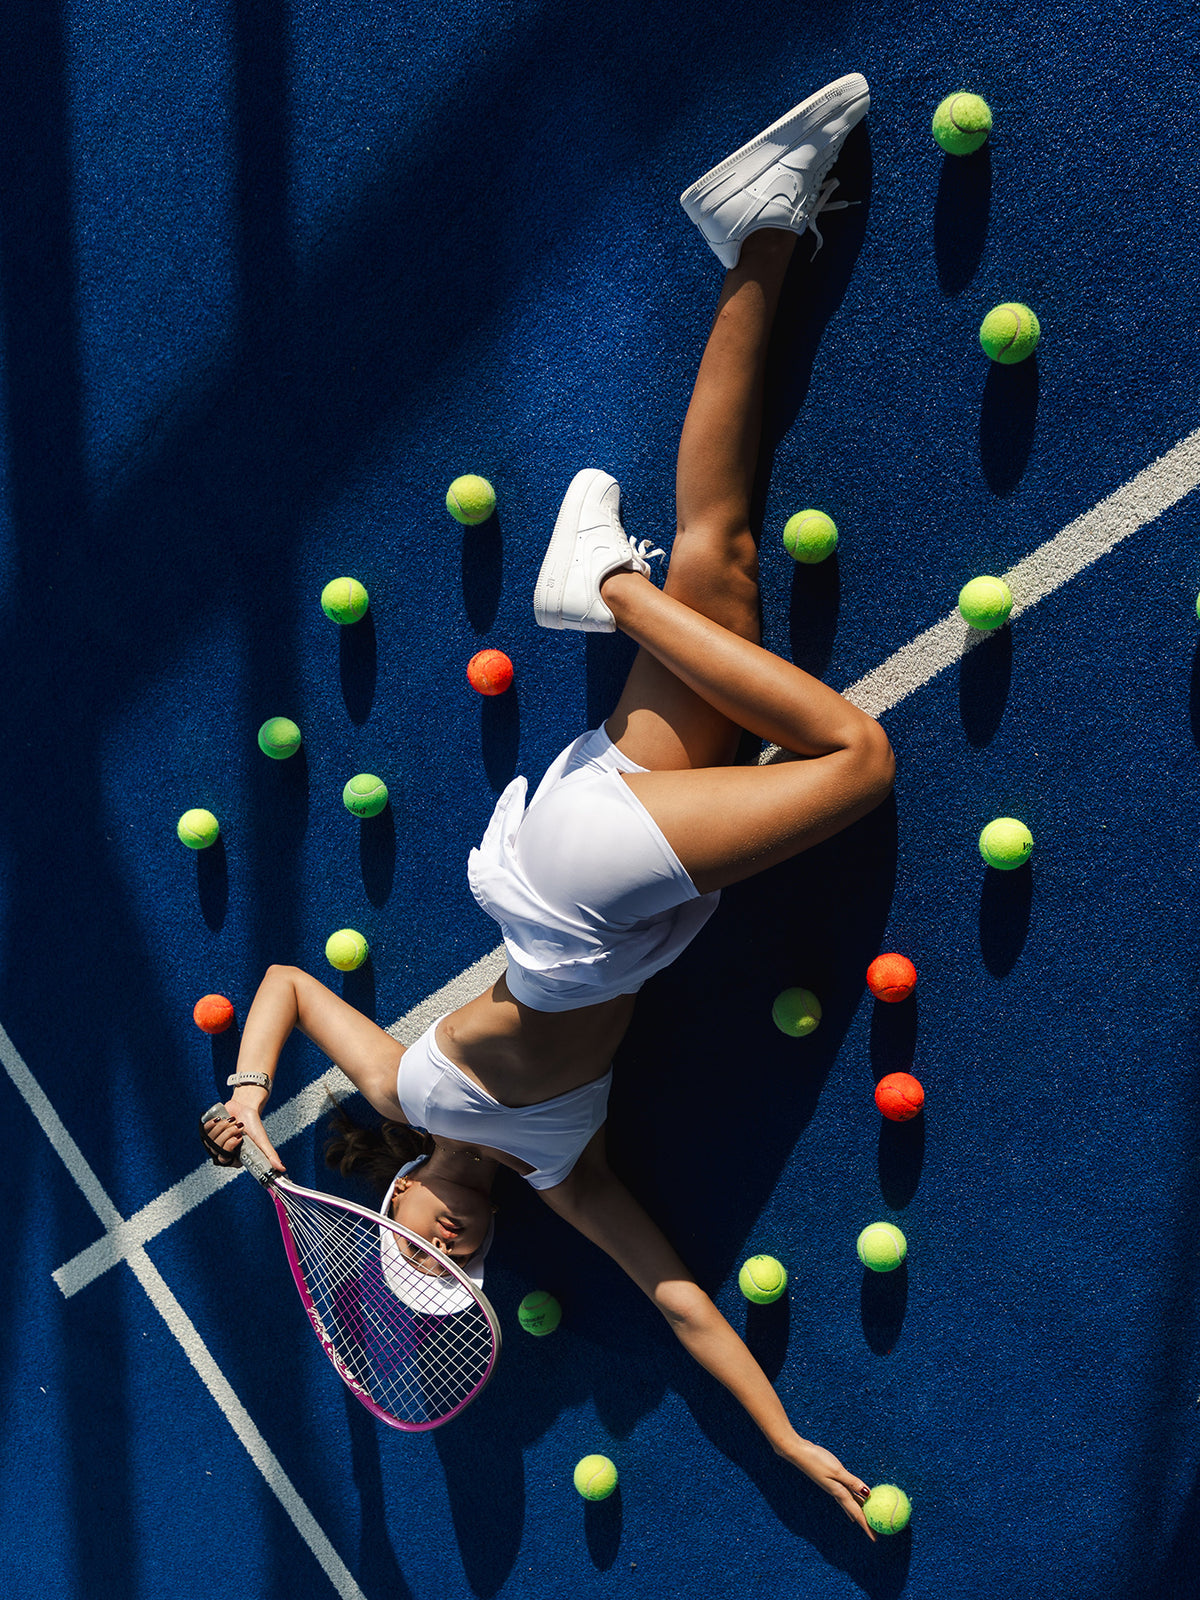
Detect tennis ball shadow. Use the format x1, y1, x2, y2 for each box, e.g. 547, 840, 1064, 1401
788, 552, 841, 679
860, 1261, 908, 1355
195, 836, 228, 931
878, 1114, 925, 1210
481, 681, 520, 790
869, 995, 918, 1077
251, 740, 309, 843
358, 806, 395, 906
339, 607, 377, 724
585, 1486, 623, 1570
461, 512, 504, 634
958, 626, 1012, 747
979, 357, 1038, 496
934, 144, 992, 296
340, 961, 376, 1019
209, 1026, 240, 1080
744, 1295, 791, 1381
979, 862, 1032, 975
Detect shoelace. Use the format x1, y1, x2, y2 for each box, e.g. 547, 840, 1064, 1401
795, 174, 858, 257
630, 536, 666, 573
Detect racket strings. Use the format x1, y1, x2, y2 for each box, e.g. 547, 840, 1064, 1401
272, 1185, 495, 1428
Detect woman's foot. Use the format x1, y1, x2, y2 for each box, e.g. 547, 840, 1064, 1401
533, 469, 663, 632
679, 73, 870, 267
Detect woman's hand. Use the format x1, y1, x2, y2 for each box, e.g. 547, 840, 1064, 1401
783, 1439, 876, 1541
200, 1101, 285, 1172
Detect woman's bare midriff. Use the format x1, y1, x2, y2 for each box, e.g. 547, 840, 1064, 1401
434, 970, 636, 1108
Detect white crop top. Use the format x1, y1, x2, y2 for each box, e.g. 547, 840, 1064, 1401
396, 1015, 611, 1190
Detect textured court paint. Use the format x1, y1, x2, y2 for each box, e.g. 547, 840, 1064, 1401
0, 1019, 368, 1600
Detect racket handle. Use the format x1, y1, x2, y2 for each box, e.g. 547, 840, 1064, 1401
237, 1134, 277, 1185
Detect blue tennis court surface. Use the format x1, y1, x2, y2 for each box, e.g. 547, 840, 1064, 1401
3, 2, 1200, 1596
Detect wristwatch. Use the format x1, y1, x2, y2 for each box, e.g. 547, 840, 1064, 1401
226, 1072, 271, 1100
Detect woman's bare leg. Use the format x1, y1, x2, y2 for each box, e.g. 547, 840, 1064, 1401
605, 228, 797, 772
602, 574, 894, 891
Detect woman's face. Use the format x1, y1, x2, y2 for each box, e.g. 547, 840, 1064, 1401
388, 1174, 492, 1274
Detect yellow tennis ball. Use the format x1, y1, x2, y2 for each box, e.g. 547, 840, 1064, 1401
958, 576, 1013, 630
343, 774, 389, 817
864, 1483, 912, 1534
446, 475, 496, 525
177, 808, 220, 849
771, 987, 822, 1037
979, 302, 1040, 364
978, 816, 1033, 870
517, 1291, 562, 1335
321, 577, 370, 624
738, 1255, 788, 1304
856, 1222, 907, 1272
573, 1455, 618, 1501
257, 717, 302, 759
325, 928, 369, 971
783, 509, 838, 564
932, 92, 992, 155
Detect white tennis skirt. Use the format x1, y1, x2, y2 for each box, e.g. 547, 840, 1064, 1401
467, 727, 721, 1012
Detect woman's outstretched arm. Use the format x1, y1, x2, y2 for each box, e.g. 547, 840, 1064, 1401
203, 965, 407, 1169
541, 1134, 877, 1540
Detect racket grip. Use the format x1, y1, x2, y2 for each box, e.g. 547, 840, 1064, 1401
237, 1135, 277, 1185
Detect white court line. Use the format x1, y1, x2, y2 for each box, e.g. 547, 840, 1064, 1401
55, 942, 508, 1297
0, 1020, 370, 1600
55, 422, 1200, 1293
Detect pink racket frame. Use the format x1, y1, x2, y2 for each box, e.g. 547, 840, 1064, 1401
267, 1175, 502, 1432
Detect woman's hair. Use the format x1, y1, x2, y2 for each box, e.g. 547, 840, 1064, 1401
323, 1101, 434, 1199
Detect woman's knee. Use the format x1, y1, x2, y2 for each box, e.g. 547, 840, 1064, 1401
850, 717, 896, 806
664, 520, 759, 621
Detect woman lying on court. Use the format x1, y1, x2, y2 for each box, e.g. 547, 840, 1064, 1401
202, 73, 892, 1540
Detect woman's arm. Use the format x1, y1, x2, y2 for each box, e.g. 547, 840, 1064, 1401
206, 965, 407, 1169
541, 1134, 876, 1540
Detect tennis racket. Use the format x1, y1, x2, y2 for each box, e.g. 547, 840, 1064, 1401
208, 1106, 502, 1430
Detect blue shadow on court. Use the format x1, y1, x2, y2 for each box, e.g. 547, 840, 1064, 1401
934, 144, 992, 297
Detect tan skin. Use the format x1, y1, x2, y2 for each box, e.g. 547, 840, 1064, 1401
206, 228, 894, 1540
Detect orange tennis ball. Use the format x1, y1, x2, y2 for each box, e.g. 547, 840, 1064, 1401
467, 648, 513, 696
193, 994, 235, 1034
874, 1071, 925, 1122
866, 953, 917, 1003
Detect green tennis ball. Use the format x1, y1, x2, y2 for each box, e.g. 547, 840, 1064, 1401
177, 808, 220, 849
958, 575, 1014, 630
446, 474, 496, 525
343, 774, 389, 817
573, 1455, 618, 1501
517, 1291, 562, 1336
738, 1255, 788, 1305
978, 816, 1033, 870
321, 577, 370, 624
979, 302, 1040, 364
864, 1484, 912, 1535
771, 987, 822, 1037
325, 928, 369, 971
783, 509, 838, 564
932, 92, 992, 155
856, 1222, 907, 1272
257, 717, 302, 759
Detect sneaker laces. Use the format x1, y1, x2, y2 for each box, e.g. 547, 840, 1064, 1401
629, 536, 665, 576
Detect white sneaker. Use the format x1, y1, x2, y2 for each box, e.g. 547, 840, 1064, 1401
533, 470, 664, 633
680, 73, 870, 268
